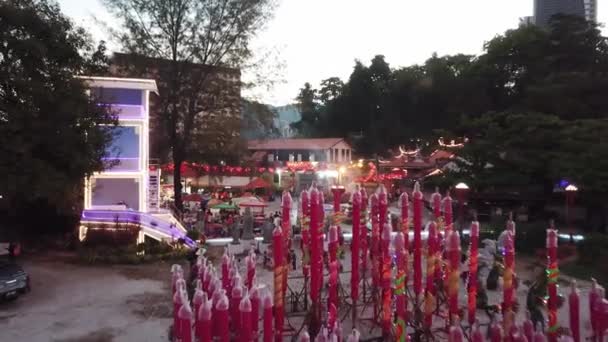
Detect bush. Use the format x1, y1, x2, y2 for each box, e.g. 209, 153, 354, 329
515, 222, 547, 254
76, 240, 188, 265
577, 233, 608, 266
186, 229, 200, 241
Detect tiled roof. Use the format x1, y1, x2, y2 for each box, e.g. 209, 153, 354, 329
248, 138, 348, 150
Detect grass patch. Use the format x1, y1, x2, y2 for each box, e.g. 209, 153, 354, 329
561, 261, 608, 289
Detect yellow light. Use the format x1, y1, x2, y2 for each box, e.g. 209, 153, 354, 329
339, 166, 346, 174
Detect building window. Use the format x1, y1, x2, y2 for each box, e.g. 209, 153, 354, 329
268, 154, 274, 162
309, 153, 315, 162
289, 154, 295, 162
297, 154, 302, 162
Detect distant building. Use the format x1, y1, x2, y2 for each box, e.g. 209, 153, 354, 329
273, 104, 301, 138
248, 138, 352, 164
533, 0, 588, 27
584, 0, 597, 22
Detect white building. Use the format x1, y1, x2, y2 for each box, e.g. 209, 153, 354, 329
79, 77, 192, 246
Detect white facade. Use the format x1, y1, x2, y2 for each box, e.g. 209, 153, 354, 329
80, 77, 158, 213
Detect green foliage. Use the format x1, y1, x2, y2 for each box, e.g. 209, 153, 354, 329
0, 0, 115, 234
104, 0, 276, 209
185, 229, 200, 242
77, 242, 190, 265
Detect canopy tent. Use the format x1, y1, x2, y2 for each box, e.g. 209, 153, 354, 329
244, 177, 272, 190
207, 198, 223, 207
237, 197, 268, 208
211, 203, 239, 210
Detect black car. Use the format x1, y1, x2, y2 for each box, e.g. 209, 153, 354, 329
0, 259, 30, 300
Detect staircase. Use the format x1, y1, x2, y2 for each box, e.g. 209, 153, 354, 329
80, 209, 196, 248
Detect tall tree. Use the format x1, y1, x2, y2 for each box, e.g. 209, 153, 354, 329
104, 0, 275, 209
0, 0, 115, 234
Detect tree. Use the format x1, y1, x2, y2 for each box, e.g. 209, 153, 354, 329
0, 0, 115, 235
291, 82, 319, 136
104, 0, 275, 210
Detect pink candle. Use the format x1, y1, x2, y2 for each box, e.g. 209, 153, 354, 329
503, 231, 515, 327
351, 190, 361, 302
432, 187, 442, 219
198, 297, 212, 342
370, 193, 380, 287
232, 282, 243, 336
299, 331, 311, 342
282, 191, 292, 298
221, 252, 230, 291
240, 293, 253, 342
547, 228, 559, 342
394, 232, 408, 339
192, 288, 205, 337
329, 225, 338, 264
381, 223, 392, 335
216, 293, 230, 342
329, 261, 339, 323
178, 301, 193, 342
347, 329, 361, 342
447, 230, 461, 323
449, 325, 464, 342
424, 222, 437, 328
472, 323, 485, 342
490, 321, 503, 342
360, 188, 369, 280
211, 288, 224, 339
569, 281, 580, 342
246, 256, 255, 290
328, 303, 338, 330
273, 226, 285, 342
444, 192, 453, 230
300, 190, 310, 278
263, 291, 273, 342
413, 182, 423, 301
534, 327, 547, 342
523, 312, 535, 342
173, 289, 184, 340
400, 192, 409, 249
250, 285, 260, 337
468, 221, 480, 326
203, 267, 212, 292
309, 187, 321, 303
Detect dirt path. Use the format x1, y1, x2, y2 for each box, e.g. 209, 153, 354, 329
0, 256, 182, 342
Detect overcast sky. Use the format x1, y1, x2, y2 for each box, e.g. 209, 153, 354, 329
57, 0, 607, 106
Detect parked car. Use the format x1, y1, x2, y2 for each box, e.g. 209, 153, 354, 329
0, 259, 30, 301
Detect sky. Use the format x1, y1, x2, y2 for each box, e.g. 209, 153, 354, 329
57, 0, 608, 106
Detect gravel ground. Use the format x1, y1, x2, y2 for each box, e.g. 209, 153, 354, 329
0, 255, 180, 342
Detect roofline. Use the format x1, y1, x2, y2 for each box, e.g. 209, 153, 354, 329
112, 52, 241, 76
76, 76, 159, 94
247, 138, 349, 150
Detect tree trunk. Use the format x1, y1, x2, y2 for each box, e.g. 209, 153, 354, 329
173, 157, 184, 211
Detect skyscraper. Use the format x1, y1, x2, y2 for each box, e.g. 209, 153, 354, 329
584, 0, 598, 22
533, 0, 587, 27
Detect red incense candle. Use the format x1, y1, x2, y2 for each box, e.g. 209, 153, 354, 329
263, 290, 273, 342
413, 182, 423, 301
546, 227, 559, 342
273, 226, 285, 342
447, 230, 461, 322
468, 220, 480, 326
351, 189, 361, 302
569, 281, 580, 342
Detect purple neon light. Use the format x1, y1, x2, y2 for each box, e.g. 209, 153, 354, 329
81, 209, 195, 248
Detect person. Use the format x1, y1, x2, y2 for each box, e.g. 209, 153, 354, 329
273, 215, 281, 228
290, 249, 297, 270
263, 250, 269, 268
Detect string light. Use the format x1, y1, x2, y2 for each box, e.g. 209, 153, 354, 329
438, 137, 468, 148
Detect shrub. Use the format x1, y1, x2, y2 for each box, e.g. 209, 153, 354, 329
186, 229, 200, 241
577, 234, 608, 266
